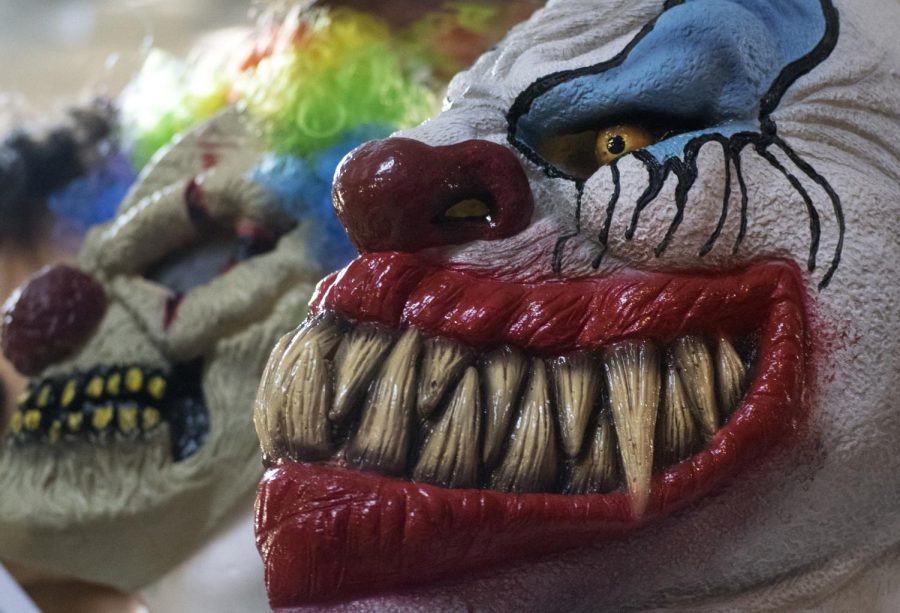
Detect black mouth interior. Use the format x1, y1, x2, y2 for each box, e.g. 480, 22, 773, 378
7, 360, 209, 461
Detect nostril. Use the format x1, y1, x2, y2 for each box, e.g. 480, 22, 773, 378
2, 264, 107, 376
333, 138, 534, 254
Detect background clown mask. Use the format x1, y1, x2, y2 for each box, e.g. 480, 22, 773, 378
0, 109, 323, 590
254, 0, 900, 609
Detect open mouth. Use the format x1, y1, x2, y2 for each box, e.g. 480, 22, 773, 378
255, 252, 807, 606
7, 360, 209, 461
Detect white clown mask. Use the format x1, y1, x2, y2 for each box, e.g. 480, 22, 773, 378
253, 1, 900, 610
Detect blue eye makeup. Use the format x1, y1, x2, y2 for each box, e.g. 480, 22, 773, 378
507, 0, 844, 290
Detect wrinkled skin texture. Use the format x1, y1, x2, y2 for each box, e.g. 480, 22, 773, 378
261, 0, 900, 610
0, 109, 321, 592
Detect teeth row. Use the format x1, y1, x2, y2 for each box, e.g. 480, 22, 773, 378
7, 366, 171, 445
255, 316, 751, 515
8, 402, 164, 443
16, 367, 169, 414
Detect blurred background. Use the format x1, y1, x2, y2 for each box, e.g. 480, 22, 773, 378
0, 2, 544, 610
0, 0, 252, 119
0, 0, 257, 430
0, 0, 543, 435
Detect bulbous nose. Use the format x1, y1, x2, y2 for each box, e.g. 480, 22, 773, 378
332, 138, 534, 253
2, 264, 107, 376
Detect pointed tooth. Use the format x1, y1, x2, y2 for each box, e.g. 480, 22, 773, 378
491, 360, 558, 493
417, 337, 473, 418
656, 358, 699, 466
254, 332, 294, 459
331, 325, 394, 423
551, 353, 603, 457
281, 342, 332, 459
282, 313, 345, 362
345, 328, 421, 474
481, 346, 528, 468
716, 336, 747, 415
567, 412, 619, 494
413, 367, 482, 488
673, 337, 719, 439
254, 314, 341, 459
605, 341, 660, 518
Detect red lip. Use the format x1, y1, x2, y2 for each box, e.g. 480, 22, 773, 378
256, 253, 808, 607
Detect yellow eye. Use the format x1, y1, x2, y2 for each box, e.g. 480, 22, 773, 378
534, 122, 662, 179
595, 124, 656, 166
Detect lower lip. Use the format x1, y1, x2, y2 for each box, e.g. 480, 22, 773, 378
257, 255, 808, 607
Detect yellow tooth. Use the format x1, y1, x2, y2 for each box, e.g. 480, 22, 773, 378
331, 325, 394, 424
716, 336, 747, 415
413, 367, 482, 488
481, 347, 528, 468
86, 376, 105, 399
281, 342, 333, 460
551, 353, 603, 458
49, 420, 62, 443
567, 412, 620, 495
346, 328, 421, 474
143, 407, 161, 429
656, 359, 700, 466
23, 409, 42, 431
147, 376, 167, 401
9, 411, 23, 434
673, 337, 719, 439
36, 385, 52, 408
106, 372, 122, 396
16, 391, 29, 409
417, 337, 472, 418
67, 412, 83, 432
126, 368, 144, 393
255, 314, 346, 458
118, 405, 138, 433
491, 360, 559, 493
255, 332, 295, 459
92, 405, 114, 430
604, 341, 660, 518
61, 380, 78, 408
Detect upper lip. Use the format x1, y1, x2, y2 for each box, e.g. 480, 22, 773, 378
309, 252, 801, 354
256, 252, 808, 606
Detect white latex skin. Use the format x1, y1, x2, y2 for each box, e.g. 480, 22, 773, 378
290, 0, 900, 610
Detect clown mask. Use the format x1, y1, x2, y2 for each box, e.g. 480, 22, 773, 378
0, 109, 322, 591
254, 0, 900, 609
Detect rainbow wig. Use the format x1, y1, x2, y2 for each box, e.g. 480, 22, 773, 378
51, 3, 533, 268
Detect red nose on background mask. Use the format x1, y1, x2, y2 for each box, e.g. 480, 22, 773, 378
332, 138, 535, 254
2, 264, 107, 376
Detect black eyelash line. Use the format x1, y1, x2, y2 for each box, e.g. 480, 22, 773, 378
755, 141, 821, 273
731, 139, 751, 255
772, 134, 845, 290
507, 0, 844, 291
591, 163, 621, 269
551, 180, 586, 273
698, 139, 732, 258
